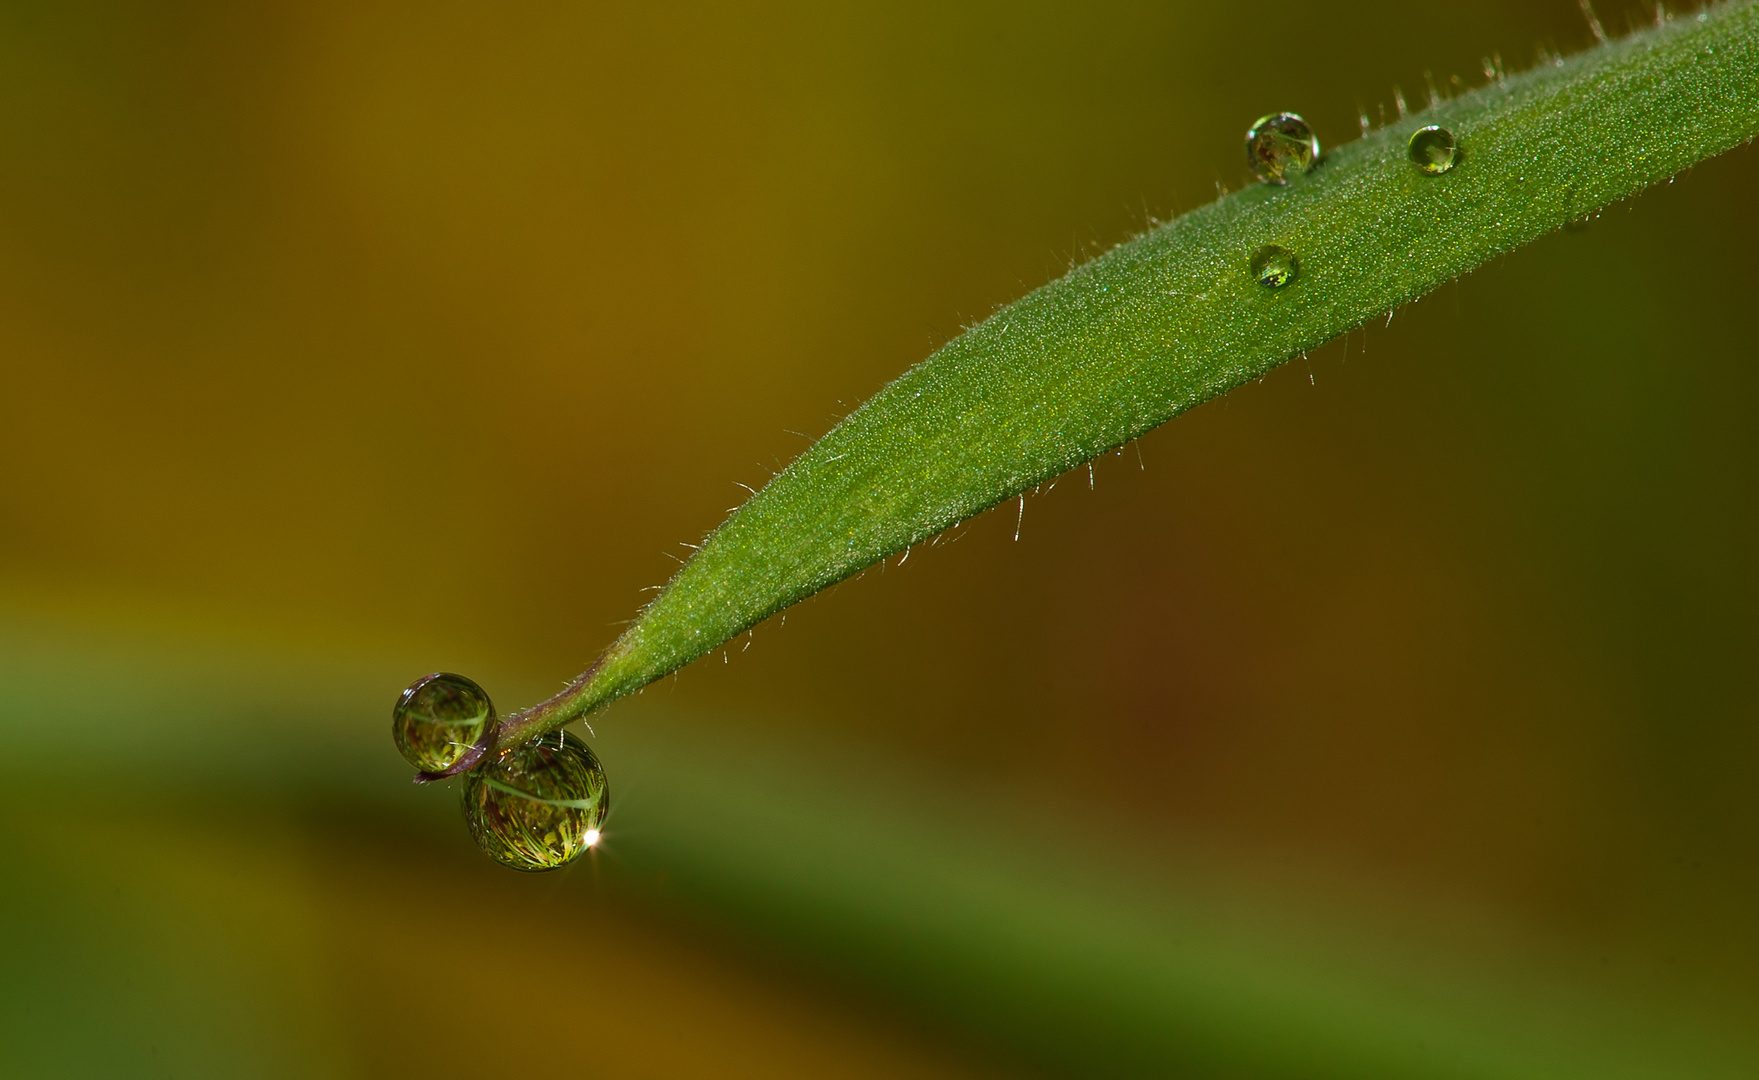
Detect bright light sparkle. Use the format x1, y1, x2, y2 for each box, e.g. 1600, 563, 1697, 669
585, 829, 601, 847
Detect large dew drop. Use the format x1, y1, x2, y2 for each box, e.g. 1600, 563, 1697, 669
1251, 245, 1299, 289
392, 672, 496, 773
1407, 125, 1458, 175
1245, 113, 1319, 185
463, 730, 609, 872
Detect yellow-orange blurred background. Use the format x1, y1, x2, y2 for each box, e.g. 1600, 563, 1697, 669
4, 1, 1758, 1076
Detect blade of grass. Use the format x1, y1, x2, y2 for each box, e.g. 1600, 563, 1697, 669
493, 2, 1759, 748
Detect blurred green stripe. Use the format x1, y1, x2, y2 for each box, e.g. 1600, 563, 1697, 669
605, 721, 1755, 1079
3, 612, 1753, 1078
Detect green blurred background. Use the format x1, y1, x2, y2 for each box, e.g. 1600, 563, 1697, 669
4, 0, 1757, 1076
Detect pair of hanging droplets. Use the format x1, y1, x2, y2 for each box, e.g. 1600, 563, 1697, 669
393, 672, 609, 871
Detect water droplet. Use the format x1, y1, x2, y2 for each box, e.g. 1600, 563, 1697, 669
1251, 245, 1298, 289
1245, 113, 1318, 185
1407, 126, 1457, 175
463, 730, 609, 872
392, 672, 496, 773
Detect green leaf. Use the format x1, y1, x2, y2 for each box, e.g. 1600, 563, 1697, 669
500, 3, 1759, 744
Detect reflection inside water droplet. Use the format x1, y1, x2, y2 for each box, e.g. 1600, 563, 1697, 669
1251, 245, 1298, 289
1245, 113, 1319, 185
1407, 125, 1458, 175
392, 672, 496, 773
463, 730, 609, 871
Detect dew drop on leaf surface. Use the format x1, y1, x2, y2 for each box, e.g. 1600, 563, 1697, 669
1251, 245, 1299, 288
1245, 113, 1319, 185
463, 730, 609, 872
1407, 125, 1459, 175
391, 672, 496, 773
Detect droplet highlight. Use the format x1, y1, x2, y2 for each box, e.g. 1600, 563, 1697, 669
1245, 113, 1318, 185
1251, 245, 1298, 289
392, 672, 496, 773
463, 730, 609, 872
1407, 125, 1458, 176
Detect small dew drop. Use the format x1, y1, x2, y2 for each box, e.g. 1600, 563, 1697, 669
1407, 126, 1458, 176
1245, 113, 1318, 185
463, 730, 610, 872
1251, 245, 1299, 289
392, 672, 495, 773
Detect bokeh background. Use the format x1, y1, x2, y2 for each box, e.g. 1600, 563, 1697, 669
4, 0, 1757, 1076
